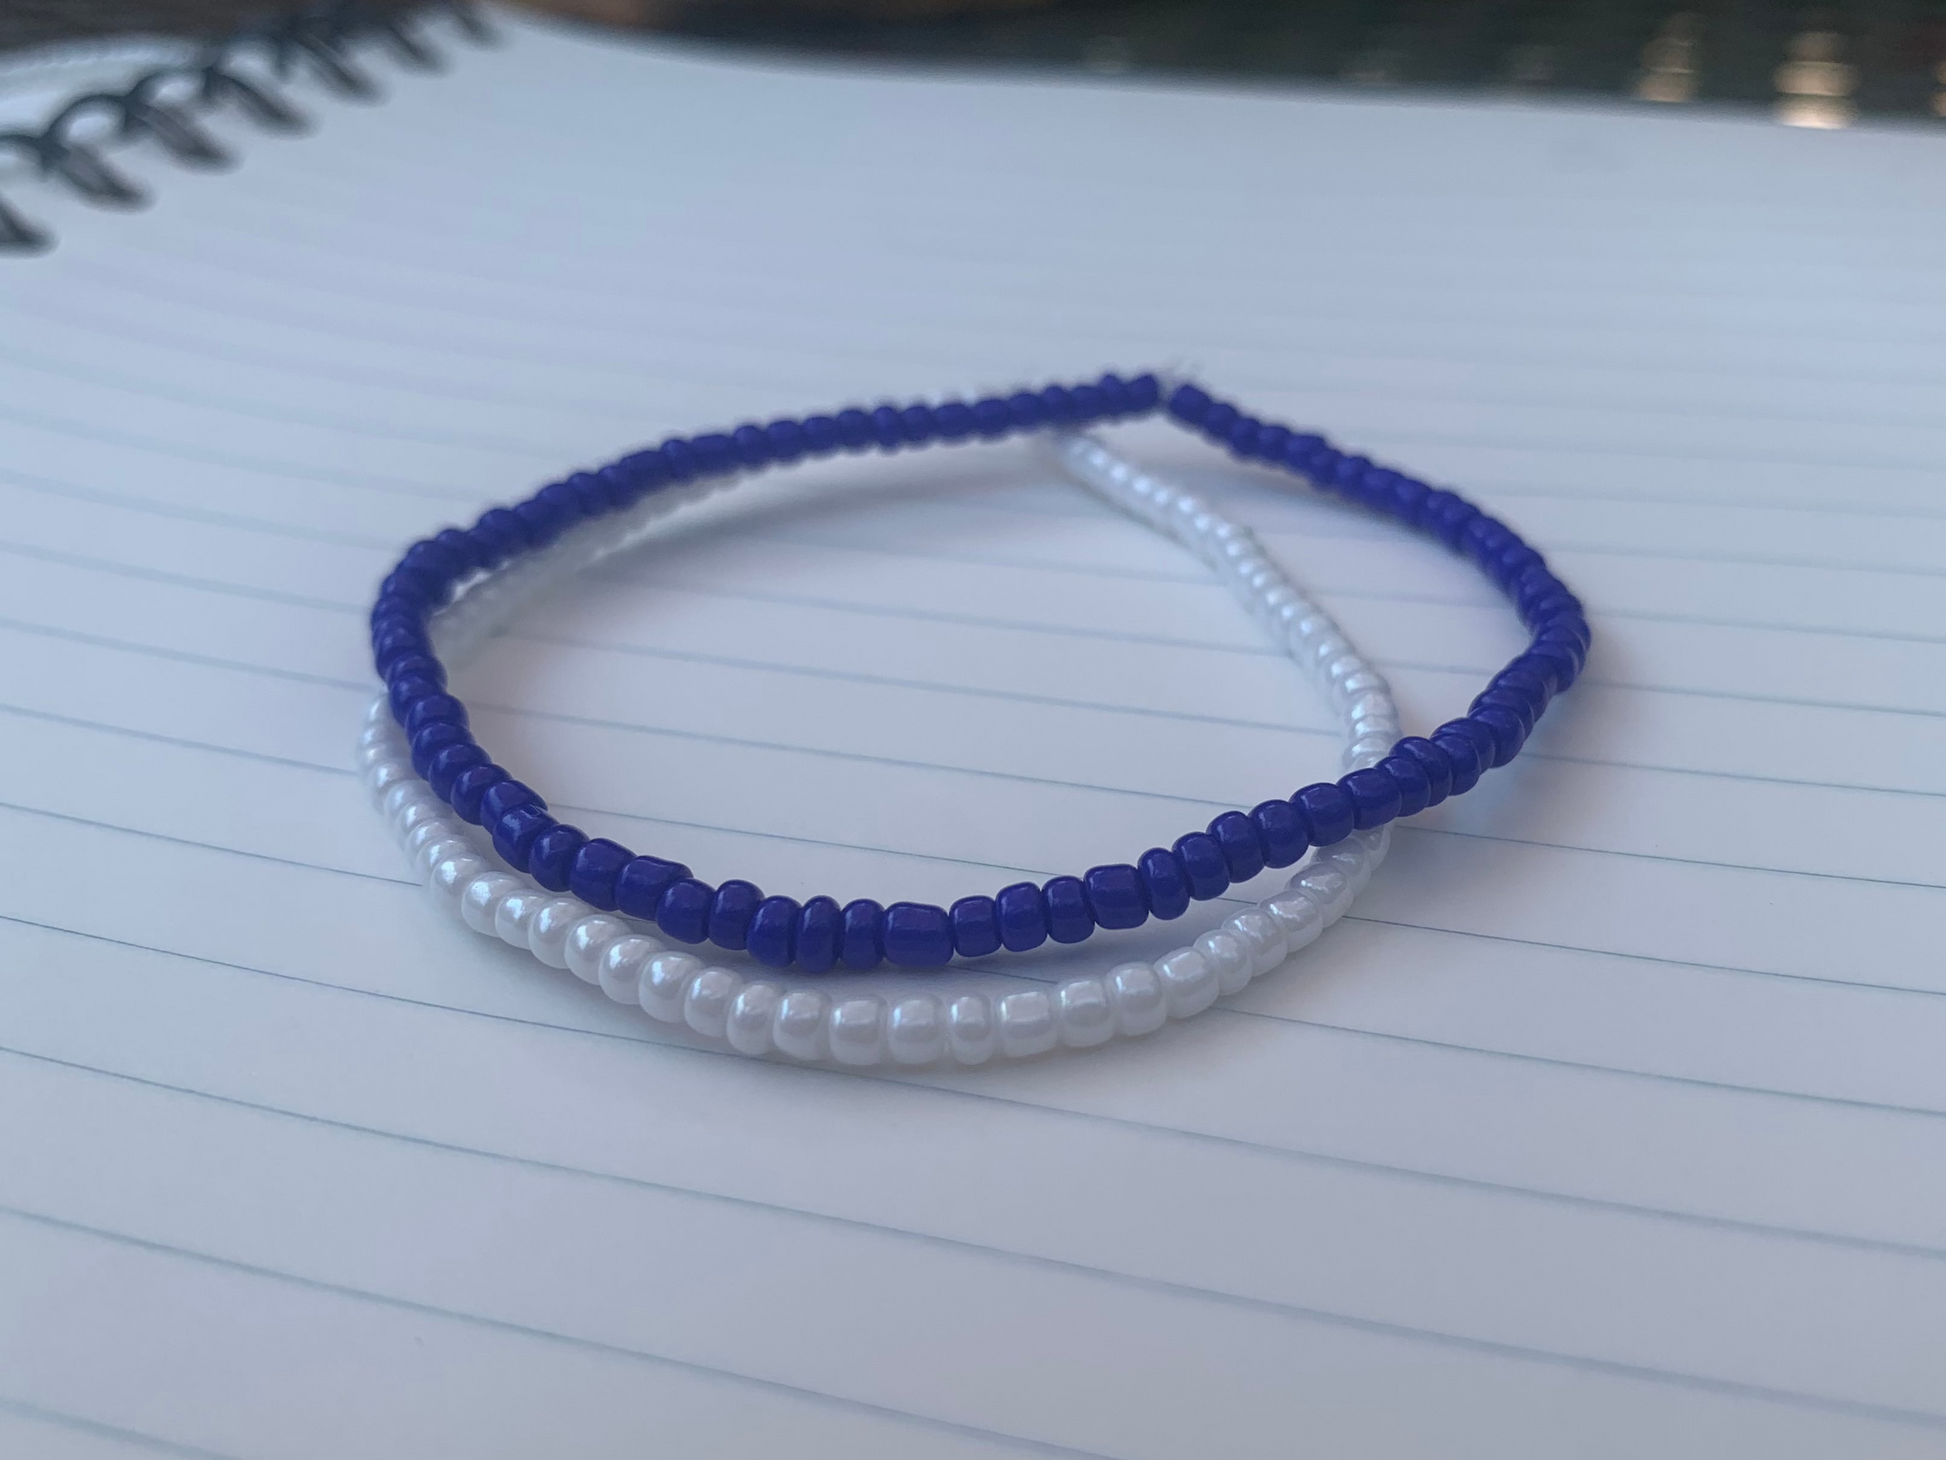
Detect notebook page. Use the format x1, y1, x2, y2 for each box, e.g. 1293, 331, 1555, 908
1, 9, 1943, 1456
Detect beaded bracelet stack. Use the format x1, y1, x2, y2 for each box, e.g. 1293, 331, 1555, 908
359, 433, 1394, 1065
368, 370, 1589, 984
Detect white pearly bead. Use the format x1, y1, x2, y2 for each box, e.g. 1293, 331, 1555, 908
1291, 610, 1337, 644
1358, 825, 1393, 861
1054, 977, 1115, 1048
1107, 962, 1168, 1036
396, 800, 445, 843
684, 967, 742, 1039
1337, 670, 1386, 702
563, 914, 631, 984
1321, 842, 1373, 895
639, 951, 702, 1023
526, 897, 592, 969
1263, 890, 1326, 957
772, 989, 830, 1062
382, 780, 428, 822
493, 889, 550, 948
597, 934, 659, 1005
828, 996, 888, 1066
996, 990, 1058, 1059
1307, 633, 1351, 671
459, 872, 522, 935
946, 994, 998, 1065
1226, 908, 1290, 977
1291, 864, 1353, 923
363, 697, 390, 728
428, 852, 488, 907
356, 742, 391, 773
726, 982, 782, 1055
1344, 735, 1394, 770
367, 761, 411, 806
1194, 928, 1255, 996
1323, 653, 1367, 694
416, 837, 473, 882
887, 995, 948, 1066
1154, 947, 1219, 1018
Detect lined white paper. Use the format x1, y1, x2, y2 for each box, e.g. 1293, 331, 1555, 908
2, 9, 1943, 1456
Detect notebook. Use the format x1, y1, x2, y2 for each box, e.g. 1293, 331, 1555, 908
2, 7, 1943, 1456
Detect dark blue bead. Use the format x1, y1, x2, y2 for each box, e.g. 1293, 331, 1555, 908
370, 593, 425, 629
470, 507, 526, 562
1043, 876, 1093, 944
1068, 383, 1105, 421
690, 432, 736, 476
1340, 768, 1403, 830
1524, 592, 1583, 629
528, 823, 587, 892
657, 438, 698, 482
764, 419, 807, 464
1331, 454, 1377, 500
379, 565, 440, 605
561, 472, 612, 515
479, 778, 542, 825
615, 855, 690, 921
1005, 391, 1049, 429
834, 409, 874, 449
410, 720, 468, 777
1081, 864, 1146, 930
374, 628, 428, 677
1038, 385, 1076, 422
401, 539, 462, 584
432, 526, 481, 573
1387, 475, 1431, 520
512, 498, 567, 547
950, 896, 1002, 957
427, 742, 487, 800
1292, 781, 1355, 847
388, 673, 440, 719
1507, 650, 1566, 696
1470, 706, 1527, 767
972, 396, 1013, 437
897, 403, 936, 444
403, 694, 467, 738
1093, 372, 1131, 415
1524, 643, 1581, 692
1249, 798, 1309, 868
491, 804, 553, 870
1225, 414, 1263, 458
608, 448, 669, 498
934, 401, 975, 441
1438, 716, 1499, 769
536, 481, 587, 524
795, 896, 841, 972
707, 879, 764, 950
1199, 401, 1238, 442
1377, 754, 1431, 818
567, 838, 631, 910
1395, 737, 1454, 806
1207, 810, 1266, 881
1171, 832, 1231, 901
1494, 543, 1543, 585
1421, 492, 1478, 548
868, 405, 904, 449
747, 896, 800, 968
1472, 686, 1537, 737
449, 764, 507, 824
730, 424, 773, 468
883, 902, 954, 967
995, 881, 1048, 952
1254, 423, 1291, 460
1166, 382, 1213, 426
1493, 667, 1552, 712
1123, 373, 1161, 412
801, 415, 841, 454
1136, 847, 1191, 921
1281, 432, 1329, 475
656, 879, 714, 944
1431, 729, 1485, 795
839, 899, 884, 969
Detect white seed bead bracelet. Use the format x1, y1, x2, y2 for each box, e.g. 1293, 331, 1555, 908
356, 432, 1396, 1066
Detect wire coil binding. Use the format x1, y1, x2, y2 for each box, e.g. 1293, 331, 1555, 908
0, 0, 489, 254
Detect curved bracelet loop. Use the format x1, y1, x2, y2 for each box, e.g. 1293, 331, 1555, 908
371, 371, 1589, 973
358, 433, 1393, 1066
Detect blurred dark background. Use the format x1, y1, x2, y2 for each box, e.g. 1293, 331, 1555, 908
5, 1, 1944, 125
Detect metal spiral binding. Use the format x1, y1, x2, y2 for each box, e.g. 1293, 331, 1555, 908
0, 0, 489, 254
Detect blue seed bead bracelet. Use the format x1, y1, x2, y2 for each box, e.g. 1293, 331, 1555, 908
371, 371, 1591, 972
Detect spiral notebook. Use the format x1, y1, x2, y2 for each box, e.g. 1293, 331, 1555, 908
3, 6, 1944, 1457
